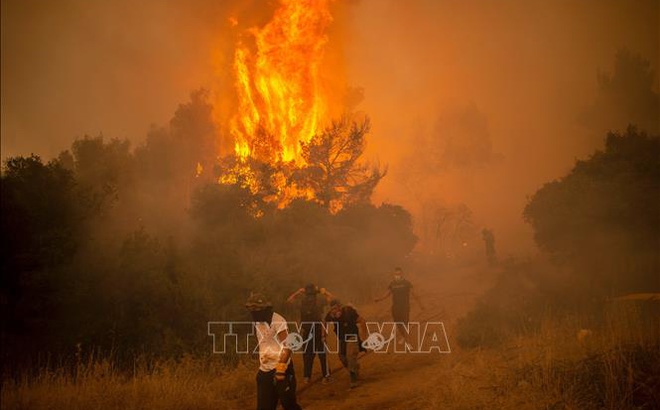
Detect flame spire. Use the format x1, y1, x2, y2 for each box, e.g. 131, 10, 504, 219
230, 0, 333, 164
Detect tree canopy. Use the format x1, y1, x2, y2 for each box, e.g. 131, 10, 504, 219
296, 117, 385, 211
0, 92, 414, 371
581, 49, 659, 135
524, 127, 660, 294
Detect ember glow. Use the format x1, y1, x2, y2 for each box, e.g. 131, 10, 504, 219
229, 0, 333, 165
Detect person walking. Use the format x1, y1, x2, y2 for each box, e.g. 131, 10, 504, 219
286, 283, 334, 384
323, 299, 367, 389
246, 292, 302, 410
374, 267, 425, 347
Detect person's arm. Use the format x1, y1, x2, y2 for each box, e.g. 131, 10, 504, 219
285, 288, 304, 304
374, 289, 391, 303
320, 318, 328, 341
322, 313, 334, 339
412, 288, 425, 310
356, 315, 368, 342
319, 287, 334, 303
409, 281, 425, 310
275, 329, 292, 381
276, 329, 292, 362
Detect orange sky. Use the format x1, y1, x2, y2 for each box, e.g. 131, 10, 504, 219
2, 0, 658, 254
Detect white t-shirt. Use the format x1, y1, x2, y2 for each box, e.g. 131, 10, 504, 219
254, 312, 289, 372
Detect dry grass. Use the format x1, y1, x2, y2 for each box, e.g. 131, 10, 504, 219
2, 303, 658, 409
418, 302, 660, 409
2, 355, 255, 410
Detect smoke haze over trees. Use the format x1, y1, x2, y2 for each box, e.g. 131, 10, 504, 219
1, 3, 658, 401
3, 0, 658, 254
524, 127, 660, 295
0, 91, 416, 370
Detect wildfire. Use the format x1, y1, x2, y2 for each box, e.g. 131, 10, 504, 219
230, 0, 333, 165
212, 0, 365, 212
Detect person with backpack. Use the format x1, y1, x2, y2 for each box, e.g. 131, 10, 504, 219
286, 283, 334, 384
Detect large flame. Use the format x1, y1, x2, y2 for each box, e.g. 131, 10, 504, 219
230, 0, 333, 164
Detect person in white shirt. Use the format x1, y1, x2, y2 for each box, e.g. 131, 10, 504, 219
246, 292, 302, 410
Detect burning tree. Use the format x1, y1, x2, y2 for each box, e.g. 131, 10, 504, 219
295, 117, 385, 211
215, 0, 384, 212
227, 0, 334, 163
217, 117, 385, 213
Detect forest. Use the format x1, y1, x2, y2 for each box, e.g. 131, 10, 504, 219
1, 1, 659, 407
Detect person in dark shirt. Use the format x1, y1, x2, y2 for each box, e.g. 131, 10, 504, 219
323, 299, 367, 388
285, 283, 334, 384
374, 267, 424, 347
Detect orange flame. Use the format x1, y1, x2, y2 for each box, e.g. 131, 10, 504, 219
230, 0, 333, 164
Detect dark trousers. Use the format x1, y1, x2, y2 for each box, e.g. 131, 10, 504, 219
338, 340, 359, 380
393, 306, 410, 336
256, 362, 301, 410
392, 305, 410, 323
302, 323, 328, 378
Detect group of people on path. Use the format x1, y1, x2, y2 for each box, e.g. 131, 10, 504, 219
244, 267, 424, 410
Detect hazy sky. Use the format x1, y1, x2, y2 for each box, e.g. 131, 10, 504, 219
2, 0, 658, 254
342, 0, 659, 252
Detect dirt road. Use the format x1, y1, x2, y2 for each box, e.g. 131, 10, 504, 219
283, 263, 498, 409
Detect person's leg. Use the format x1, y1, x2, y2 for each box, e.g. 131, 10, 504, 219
318, 350, 329, 377
313, 323, 329, 378
346, 341, 360, 387
402, 309, 412, 346
338, 340, 348, 368
256, 370, 278, 410
301, 324, 313, 379
276, 362, 302, 410
302, 339, 314, 379
393, 307, 411, 345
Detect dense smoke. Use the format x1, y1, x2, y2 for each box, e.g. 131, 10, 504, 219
1, 3, 659, 409
341, 0, 659, 253
3, 0, 657, 255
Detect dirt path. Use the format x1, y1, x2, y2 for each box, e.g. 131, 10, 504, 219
289, 263, 498, 410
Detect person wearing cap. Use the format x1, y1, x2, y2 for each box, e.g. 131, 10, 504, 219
245, 292, 302, 410
323, 299, 367, 389
374, 267, 425, 347
286, 283, 334, 384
